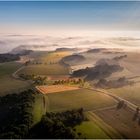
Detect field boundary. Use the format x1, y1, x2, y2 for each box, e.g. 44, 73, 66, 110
35, 85, 80, 94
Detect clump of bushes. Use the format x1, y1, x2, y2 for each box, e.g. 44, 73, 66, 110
19, 74, 47, 85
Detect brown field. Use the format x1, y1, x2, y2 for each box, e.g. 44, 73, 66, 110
95, 107, 140, 138
36, 85, 80, 94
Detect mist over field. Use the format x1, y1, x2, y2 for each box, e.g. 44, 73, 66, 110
1, 31, 140, 53
1, 1, 140, 139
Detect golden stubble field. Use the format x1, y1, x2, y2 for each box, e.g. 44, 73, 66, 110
36, 85, 80, 94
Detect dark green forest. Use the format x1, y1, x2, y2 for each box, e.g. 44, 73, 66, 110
0, 89, 85, 139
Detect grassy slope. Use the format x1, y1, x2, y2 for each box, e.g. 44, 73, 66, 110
47, 88, 116, 112
75, 111, 122, 139
19, 64, 69, 75
0, 62, 21, 76
75, 121, 109, 139
0, 62, 29, 95
18, 51, 70, 75
32, 93, 49, 125
38, 51, 72, 63
86, 111, 122, 138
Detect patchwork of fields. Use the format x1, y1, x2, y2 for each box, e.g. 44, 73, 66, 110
1, 50, 140, 138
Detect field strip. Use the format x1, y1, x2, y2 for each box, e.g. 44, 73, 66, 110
86, 111, 123, 139
90, 105, 116, 112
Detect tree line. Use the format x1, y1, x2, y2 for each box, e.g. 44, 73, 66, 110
19, 74, 47, 85
53, 78, 84, 85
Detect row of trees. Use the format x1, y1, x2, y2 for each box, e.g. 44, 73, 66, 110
53, 78, 84, 85
25, 60, 58, 66
19, 74, 47, 85
0, 53, 20, 63
117, 100, 126, 109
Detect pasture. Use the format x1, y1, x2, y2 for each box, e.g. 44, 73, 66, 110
46, 88, 116, 112
37, 51, 72, 63
18, 64, 69, 75
32, 93, 49, 124
74, 110, 122, 139
18, 51, 70, 76
0, 62, 29, 96
75, 121, 109, 139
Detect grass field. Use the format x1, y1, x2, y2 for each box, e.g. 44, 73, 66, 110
0, 62, 21, 77
46, 88, 116, 112
19, 64, 69, 75
32, 94, 49, 125
0, 62, 29, 96
37, 51, 72, 63
75, 121, 109, 139
18, 51, 70, 75
74, 110, 122, 139
86, 111, 123, 138
95, 107, 140, 138
108, 82, 140, 107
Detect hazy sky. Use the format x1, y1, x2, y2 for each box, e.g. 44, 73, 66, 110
0, 1, 140, 35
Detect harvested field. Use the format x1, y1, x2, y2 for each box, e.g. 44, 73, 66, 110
36, 85, 80, 94
95, 107, 140, 138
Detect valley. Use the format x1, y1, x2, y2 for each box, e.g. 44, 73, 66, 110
0, 47, 140, 138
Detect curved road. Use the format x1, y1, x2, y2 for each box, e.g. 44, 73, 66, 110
90, 88, 138, 112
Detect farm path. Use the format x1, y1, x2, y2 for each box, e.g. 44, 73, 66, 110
88, 105, 116, 112
90, 88, 138, 112
12, 65, 25, 79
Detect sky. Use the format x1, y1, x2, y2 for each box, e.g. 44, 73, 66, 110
0, 1, 140, 35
